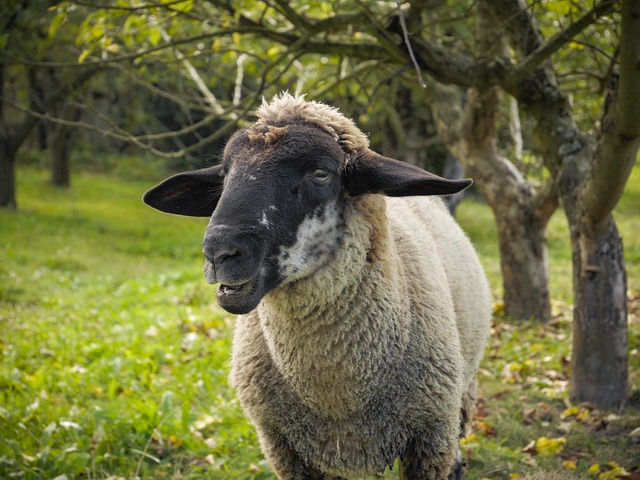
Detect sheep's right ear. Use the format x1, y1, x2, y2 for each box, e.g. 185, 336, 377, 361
143, 165, 223, 217
345, 150, 472, 197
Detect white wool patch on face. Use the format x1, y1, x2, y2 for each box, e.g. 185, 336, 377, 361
276, 200, 343, 283
260, 210, 270, 229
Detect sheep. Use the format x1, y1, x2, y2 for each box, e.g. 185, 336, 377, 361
143, 93, 492, 479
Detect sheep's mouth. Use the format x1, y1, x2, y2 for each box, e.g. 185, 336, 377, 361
216, 276, 262, 314
219, 282, 248, 296
218, 278, 256, 300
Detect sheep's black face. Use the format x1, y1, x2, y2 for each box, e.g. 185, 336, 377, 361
143, 111, 473, 315
203, 124, 347, 314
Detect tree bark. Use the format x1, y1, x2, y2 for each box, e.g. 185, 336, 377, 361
49, 121, 72, 187
0, 135, 17, 210
0, 67, 41, 207
49, 103, 80, 187
442, 153, 465, 215
570, 217, 628, 407
495, 198, 550, 321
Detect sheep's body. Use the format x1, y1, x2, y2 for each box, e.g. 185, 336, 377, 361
231, 194, 491, 478
144, 93, 492, 479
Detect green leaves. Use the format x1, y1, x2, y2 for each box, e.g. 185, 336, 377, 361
543, 0, 574, 15
48, 11, 66, 39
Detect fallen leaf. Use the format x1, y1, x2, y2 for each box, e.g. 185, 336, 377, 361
561, 406, 580, 419
588, 463, 601, 475
460, 433, 477, 446
522, 439, 536, 454
534, 436, 566, 456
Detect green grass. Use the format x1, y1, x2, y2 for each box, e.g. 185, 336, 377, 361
1, 166, 639, 479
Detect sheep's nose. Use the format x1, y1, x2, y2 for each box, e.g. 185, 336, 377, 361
202, 246, 241, 266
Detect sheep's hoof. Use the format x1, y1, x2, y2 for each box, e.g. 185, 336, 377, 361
447, 449, 465, 480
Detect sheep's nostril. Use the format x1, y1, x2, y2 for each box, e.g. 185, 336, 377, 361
214, 248, 240, 265
202, 247, 240, 266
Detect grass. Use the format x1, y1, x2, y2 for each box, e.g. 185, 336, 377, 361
1, 165, 639, 479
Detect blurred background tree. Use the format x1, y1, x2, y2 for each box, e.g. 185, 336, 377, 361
1, 0, 637, 408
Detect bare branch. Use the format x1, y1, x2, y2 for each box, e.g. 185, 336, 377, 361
233, 54, 248, 106
4, 96, 245, 158
109, 62, 206, 112
395, 0, 427, 88
148, 16, 227, 116
309, 60, 379, 98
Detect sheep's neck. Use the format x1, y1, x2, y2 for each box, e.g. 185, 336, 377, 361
258, 195, 411, 418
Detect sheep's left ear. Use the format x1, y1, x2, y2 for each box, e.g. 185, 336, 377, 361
345, 150, 472, 197
143, 165, 223, 217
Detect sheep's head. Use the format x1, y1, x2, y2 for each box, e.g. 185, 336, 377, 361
144, 93, 471, 314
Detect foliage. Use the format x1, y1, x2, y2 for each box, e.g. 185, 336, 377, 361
46, 0, 620, 150
1, 163, 638, 479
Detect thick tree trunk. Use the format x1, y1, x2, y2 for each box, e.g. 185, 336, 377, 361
570, 217, 627, 407
495, 205, 550, 321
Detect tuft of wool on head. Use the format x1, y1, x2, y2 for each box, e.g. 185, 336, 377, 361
255, 92, 369, 154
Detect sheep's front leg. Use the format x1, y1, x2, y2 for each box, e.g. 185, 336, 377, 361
258, 428, 343, 480
399, 435, 459, 480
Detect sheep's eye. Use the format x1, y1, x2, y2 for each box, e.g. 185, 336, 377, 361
312, 169, 332, 183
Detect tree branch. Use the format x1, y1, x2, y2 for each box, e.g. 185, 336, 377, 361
582, 0, 640, 229
1, 65, 99, 155
614, 0, 640, 139
69, 0, 189, 12
4, 97, 243, 158
507, 0, 617, 84
271, 0, 313, 31
532, 178, 559, 227
148, 16, 226, 116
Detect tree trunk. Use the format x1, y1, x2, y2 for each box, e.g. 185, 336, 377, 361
442, 153, 465, 215
495, 204, 550, 321
570, 217, 628, 407
0, 64, 16, 209
431, 83, 553, 321
48, 104, 79, 187
49, 123, 72, 187
470, 144, 552, 322
0, 137, 17, 209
